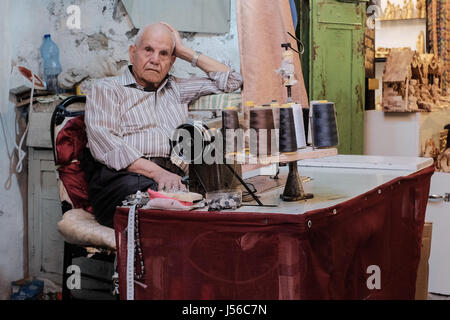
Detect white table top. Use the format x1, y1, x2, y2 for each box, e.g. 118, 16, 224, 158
298, 154, 433, 171
222, 155, 433, 215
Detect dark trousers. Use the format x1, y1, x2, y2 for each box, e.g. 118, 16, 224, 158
81, 149, 184, 228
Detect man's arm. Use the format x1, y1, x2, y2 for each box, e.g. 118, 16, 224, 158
161, 22, 229, 73
161, 22, 243, 104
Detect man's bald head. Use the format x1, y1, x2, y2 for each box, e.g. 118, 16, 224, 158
129, 22, 177, 88
135, 23, 176, 55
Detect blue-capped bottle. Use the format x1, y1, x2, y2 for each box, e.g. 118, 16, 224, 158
40, 34, 62, 93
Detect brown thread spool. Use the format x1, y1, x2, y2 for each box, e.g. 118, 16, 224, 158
222, 108, 240, 154
243, 101, 254, 131
249, 107, 275, 157
243, 101, 254, 153
271, 103, 282, 130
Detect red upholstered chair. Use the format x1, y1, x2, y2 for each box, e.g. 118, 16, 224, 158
50, 96, 116, 300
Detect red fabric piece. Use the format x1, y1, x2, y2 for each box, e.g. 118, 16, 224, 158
55, 115, 92, 213
58, 162, 93, 213
114, 165, 434, 300
55, 116, 87, 165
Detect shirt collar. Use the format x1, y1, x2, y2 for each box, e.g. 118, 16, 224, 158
120, 65, 171, 92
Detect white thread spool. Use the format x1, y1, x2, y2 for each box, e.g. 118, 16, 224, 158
291, 103, 306, 149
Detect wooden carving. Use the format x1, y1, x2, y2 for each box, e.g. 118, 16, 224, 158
382, 48, 450, 112
424, 130, 450, 173
416, 0, 426, 19
375, 47, 390, 59
416, 31, 425, 54
384, 1, 394, 20
406, 0, 414, 19
424, 138, 439, 158
424, 138, 440, 169
383, 0, 416, 20
438, 149, 450, 173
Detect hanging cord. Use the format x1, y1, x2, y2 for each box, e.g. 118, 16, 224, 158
14, 71, 35, 173
15, 70, 35, 173
1, 67, 35, 189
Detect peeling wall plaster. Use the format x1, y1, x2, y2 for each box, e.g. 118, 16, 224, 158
10, 0, 240, 87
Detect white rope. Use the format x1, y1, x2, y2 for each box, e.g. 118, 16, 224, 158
0, 67, 35, 189
14, 68, 35, 173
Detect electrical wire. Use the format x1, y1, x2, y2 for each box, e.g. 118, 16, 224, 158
0, 66, 34, 189
15, 70, 34, 173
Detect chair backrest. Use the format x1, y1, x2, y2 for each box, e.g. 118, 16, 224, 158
50, 96, 93, 213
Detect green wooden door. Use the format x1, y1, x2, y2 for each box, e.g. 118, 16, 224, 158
310, 0, 367, 155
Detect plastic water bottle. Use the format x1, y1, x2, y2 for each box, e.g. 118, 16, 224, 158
40, 34, 62, 93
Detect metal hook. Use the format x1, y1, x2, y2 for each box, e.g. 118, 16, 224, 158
287, 32, 305, 55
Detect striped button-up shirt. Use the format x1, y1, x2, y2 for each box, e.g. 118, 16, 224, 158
85, 66, 243, 171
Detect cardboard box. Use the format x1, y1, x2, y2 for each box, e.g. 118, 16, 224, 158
415, 222, 433, 300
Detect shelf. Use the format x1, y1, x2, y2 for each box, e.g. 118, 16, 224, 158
376, 18, 426, 22
382, 109, 429, 113
226, 147, 338, 166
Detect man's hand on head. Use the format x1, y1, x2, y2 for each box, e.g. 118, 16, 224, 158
160, 22, 185, 59
159, 21, 229, 73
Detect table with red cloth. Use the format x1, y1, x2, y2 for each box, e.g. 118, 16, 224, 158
114, 163, 434, 300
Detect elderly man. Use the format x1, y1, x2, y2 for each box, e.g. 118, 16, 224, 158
84, 22, 242, 227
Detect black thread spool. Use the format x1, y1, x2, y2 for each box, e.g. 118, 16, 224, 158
249, 107, 275, 157
279, 107, 313, 202
278, 107, 297, 153
222, 108, 240, 154
302, 107, 310, 145
311, 102, 339, 149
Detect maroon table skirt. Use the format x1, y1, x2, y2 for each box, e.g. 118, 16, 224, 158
114, 165, 434, 300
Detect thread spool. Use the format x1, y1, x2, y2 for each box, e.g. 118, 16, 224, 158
307, 100, 327, 145
249, 107, 275, 157
271, 103, 282, 129
243, 101, 254, 130
279, 106, 313, 202
222, 108, 239, 129
278, 107, 297, 153
302, 107, 310, 145
222, 108, 240, 154
291, 104, 306, 149
310, 102, 339, 148
243, 101, 255, 152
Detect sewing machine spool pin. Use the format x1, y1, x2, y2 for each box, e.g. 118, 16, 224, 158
281, 161, 313, 202
278, 39, 312, 201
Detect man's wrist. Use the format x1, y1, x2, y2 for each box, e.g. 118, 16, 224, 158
191, 51, 202, 68
178, 47, 202, 68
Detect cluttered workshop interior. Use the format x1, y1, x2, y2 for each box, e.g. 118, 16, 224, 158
1, 0, 449, 305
